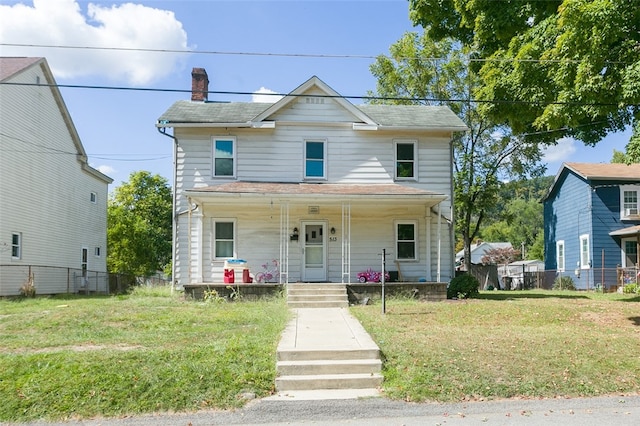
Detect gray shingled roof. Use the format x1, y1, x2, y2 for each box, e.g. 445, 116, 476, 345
0, 57, 43, 81
158, 100, 467, 129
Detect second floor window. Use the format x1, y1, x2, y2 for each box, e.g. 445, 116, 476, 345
213, 138, 235, 177
622, 187, 639, 217
394, 140, 417, 180
305, 140, 326, 179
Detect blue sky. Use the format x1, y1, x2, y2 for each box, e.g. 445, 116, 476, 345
0, 0, 631, 189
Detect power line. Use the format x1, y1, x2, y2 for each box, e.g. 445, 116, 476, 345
1, 42, 634, 65
1, 81, 635, 107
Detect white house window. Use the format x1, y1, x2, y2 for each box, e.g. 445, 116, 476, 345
212, 137, 235, 178
81, 247, 88, 278
304, 140, 326, 179
213, 220, 235, 259
621, 186, 639, 218
580, 234, 590, 269
396, 221, 417, 260
94, 247, 101, 257
11, 232, 21, 259
556, 240, 565, 272
394, 140, 417, 180
624, 240, 638, 267
90, 192, 97, 203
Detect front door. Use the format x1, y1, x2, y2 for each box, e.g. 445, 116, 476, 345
302, 221, 326, 281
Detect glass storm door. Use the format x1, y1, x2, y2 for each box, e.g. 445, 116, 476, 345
303, 222, 326, 281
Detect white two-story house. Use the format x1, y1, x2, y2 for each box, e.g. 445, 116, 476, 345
0, 57, 112, 296
157, 69, 467, 288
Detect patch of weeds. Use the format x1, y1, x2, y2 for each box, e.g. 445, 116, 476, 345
553, 276, 576, 291
203, 289, 226, 303
19, 272, 36, 298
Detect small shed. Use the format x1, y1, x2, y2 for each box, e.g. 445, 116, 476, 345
500, 260, 545, 290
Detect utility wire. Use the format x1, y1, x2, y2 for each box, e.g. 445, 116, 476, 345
1, 42, 634, 65
1, 81, 635, 107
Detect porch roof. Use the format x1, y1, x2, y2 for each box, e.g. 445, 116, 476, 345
609, 225, 640, 238
185, 181, 447, 203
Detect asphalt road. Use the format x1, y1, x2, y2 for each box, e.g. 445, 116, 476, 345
11, 394, 640, 426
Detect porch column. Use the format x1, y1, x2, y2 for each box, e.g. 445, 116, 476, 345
341, 202, 351, 283
425, 205, 432, 281
279, 202, 290, 284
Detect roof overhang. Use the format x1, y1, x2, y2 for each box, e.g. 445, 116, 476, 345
609, 225, 640, 238
185, 181, 447, 205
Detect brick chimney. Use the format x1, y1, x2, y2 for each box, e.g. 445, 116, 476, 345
191, 68, 209, 102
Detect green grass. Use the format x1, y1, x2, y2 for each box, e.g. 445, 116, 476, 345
351, 290, 640, 403
0, 287, 290, 422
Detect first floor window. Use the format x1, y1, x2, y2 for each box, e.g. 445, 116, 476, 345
624, 240, 638, 267
580, 234, 590, 268
11, 233, 21, 259
556, 240, 565, 272
81, 248, 88, 278
396, 221, 416, 260
90, 192, 97, 203
214, 220, 235, 258
213, 138, 235, 177
94, 247, 101, 257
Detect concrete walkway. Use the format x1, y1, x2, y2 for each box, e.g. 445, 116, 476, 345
267, 307, 383, 400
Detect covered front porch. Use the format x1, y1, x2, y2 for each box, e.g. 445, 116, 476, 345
177, 181, 453, 288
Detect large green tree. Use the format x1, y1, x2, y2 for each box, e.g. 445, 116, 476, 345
368, 32, 545, 272
107, 171, 172, 277
409, 0, 640, 160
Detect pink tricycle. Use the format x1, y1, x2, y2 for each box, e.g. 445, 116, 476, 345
357, 268, 390, 283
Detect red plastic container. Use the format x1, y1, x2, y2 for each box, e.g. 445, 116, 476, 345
223, 268, 235, 283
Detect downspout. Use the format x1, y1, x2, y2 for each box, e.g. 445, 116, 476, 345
157, 124, 178, 294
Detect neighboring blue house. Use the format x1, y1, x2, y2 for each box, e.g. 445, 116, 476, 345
543, 162, 640, 290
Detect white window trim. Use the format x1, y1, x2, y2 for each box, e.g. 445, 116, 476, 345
620, 185, 640, 219
395, 220, 418, 261
303, 139, 327, 180
11, 232, 21, 260
393, 139, 418, 181
556, 240, 565, 272
212, 218, 237, 260
212, 136, 237, 179
579, 234, 590, 269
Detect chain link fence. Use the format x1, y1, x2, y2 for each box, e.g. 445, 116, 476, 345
0, 264, 170, 296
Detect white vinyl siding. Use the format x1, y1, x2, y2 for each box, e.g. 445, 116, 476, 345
0, 60, 110, 295
556, 240, 565, 272
580, 234, 590, 269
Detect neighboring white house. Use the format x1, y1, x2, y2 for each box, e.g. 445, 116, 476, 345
0, 57, 113, 296
156, 69, 467, 288
455, 241, 514, 267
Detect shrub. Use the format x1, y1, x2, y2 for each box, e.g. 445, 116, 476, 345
623, 283, 640, 294
19, 272, 36, 298
447, 274, 480, 299
553, 275, 576, 291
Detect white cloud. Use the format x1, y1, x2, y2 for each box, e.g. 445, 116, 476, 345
252, 87, 283, 103
542, 137, 577, 164
94, 164, 115, 176
0, 0, 190, 85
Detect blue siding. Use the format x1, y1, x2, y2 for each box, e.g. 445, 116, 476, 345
545, 170, 640, 290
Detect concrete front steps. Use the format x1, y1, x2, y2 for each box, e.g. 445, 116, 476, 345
286, 283, 348, 308
276, 348, 383, 392
276, 288, 383, 396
